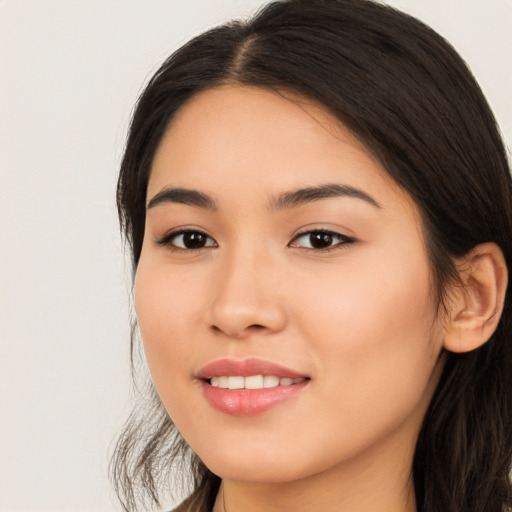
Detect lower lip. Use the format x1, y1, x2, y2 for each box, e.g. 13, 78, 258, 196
201, 380, 308, 416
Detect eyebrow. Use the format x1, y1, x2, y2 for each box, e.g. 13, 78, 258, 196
146, 183, 380, 211
270, 183, 381, 210
147, 187, 218, 210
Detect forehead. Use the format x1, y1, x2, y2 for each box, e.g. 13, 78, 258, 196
148, 85, 408, 212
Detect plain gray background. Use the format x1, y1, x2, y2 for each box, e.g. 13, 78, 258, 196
1, 1, 511, 510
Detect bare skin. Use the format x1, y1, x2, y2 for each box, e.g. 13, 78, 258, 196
136, 86, 505, 512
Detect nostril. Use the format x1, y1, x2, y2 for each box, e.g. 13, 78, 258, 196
210, 323, 267, 337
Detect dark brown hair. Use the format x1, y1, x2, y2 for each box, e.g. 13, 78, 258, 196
112, 1, 512, 511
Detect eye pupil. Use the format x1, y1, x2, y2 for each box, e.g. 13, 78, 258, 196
310, 232, 333, 249
183, 232, 206, 248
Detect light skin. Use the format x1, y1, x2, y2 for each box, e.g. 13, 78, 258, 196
134, 85, 507, 512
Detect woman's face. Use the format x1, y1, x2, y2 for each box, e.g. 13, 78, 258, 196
135, 85, 446, 484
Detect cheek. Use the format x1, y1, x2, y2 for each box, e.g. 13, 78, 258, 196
292, 245, 442, 418
295, 246, 436, 341
134, 257, 204, 392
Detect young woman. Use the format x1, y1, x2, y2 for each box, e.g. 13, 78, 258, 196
111, 1, 512, 511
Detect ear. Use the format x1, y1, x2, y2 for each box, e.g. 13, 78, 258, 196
443, 242, 508, 353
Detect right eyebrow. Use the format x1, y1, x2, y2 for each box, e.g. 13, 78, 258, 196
270, 183, 381, 210
146, 187, 218, 211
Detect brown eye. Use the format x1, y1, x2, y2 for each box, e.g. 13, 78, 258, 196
180, 232, 209, 249
158, 230, 216, 250
308, 232, 334, 249
290, 230, 355, 251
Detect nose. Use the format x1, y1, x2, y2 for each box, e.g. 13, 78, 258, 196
207, 251, 287, 339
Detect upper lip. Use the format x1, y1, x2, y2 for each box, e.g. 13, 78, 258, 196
197, 358, 309, 380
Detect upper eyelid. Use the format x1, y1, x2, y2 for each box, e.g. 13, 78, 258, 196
155, 228, 216, 246
290, 228, 354, 240
155, 227, 354, 248
288, 229, 356, 250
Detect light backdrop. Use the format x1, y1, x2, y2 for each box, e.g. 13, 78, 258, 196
1, 1, 510, 510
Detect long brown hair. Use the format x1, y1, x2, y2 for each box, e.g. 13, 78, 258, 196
111, 1, 512, 510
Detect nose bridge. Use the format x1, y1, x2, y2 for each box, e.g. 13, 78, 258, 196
208, 241, 286, 337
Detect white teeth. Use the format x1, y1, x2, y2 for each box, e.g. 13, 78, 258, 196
227, 376, 245, 390
263, 375, 280, 388
209, 375, 306, 390
245, 375, 264, 389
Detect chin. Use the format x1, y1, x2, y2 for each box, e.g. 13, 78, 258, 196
207, 459, 306, 484
188, 440, 303, 483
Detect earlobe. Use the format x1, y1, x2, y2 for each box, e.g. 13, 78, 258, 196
443, 242, 508, 353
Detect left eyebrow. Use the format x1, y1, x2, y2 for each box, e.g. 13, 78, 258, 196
269, 183, 381, 210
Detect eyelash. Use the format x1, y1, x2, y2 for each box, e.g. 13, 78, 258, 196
155, 229, 355, 253
290, 229, 356, 252
155, 230, 217, 251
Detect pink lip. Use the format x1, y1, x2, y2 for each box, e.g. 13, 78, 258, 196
197, 358, 310, 416
197, 358, 307, 379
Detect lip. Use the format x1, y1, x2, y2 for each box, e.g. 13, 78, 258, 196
197, 358, 310, 416
197, 357, 307, 379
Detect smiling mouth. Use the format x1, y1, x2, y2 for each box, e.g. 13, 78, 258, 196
198, 358, 310, 414
209, 375, 308, 390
